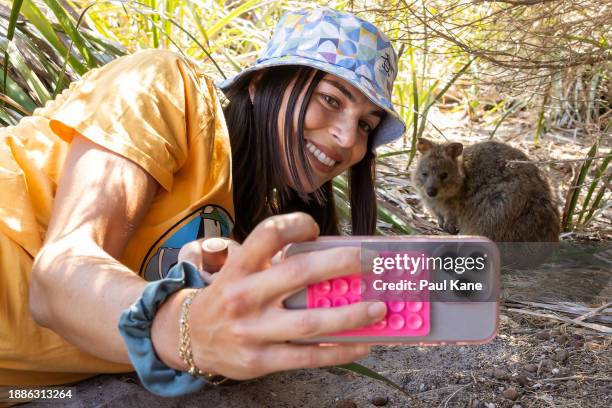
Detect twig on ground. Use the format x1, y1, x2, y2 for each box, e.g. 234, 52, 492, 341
565, 301, 612, 325
533, 375, 612, 382
504, 300, 612, 324
505, 308, 612, 333
470, 370, 478, 385
441, 384, 469, 408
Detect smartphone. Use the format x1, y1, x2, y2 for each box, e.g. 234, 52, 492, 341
282, 236, 500, 345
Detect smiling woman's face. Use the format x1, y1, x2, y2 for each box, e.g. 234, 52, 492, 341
270, 72, 384, 193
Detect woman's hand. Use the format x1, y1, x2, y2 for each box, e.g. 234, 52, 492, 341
159, 212, 387, 380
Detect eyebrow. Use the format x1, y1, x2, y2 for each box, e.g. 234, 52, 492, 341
322, 79, 385, 118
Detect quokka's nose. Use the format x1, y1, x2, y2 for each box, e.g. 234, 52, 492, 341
427, 187, 438, 197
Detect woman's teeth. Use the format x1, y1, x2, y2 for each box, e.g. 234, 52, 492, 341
306, 141, 336, 167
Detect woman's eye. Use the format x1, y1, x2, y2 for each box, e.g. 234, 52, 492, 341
323, 95, 339, 108
359, 121, 373, 133
440, 172, 448, 180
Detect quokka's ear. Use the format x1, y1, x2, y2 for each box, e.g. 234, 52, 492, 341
445, 142, 463, 158
416, 138, 434, 154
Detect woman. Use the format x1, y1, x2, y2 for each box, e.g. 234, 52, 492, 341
0, 7, 405, 394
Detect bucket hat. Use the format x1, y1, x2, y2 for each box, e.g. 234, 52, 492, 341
217, 7, 406, 149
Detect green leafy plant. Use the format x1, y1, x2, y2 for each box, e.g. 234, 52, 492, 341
0, 0, 127, 125
338, 362, 408, 396
562, 133, 612, 232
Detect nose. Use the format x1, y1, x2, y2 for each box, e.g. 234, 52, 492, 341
426, 187, 438, 197
332, 120, 359, 149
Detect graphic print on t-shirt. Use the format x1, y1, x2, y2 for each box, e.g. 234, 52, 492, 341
141, 205, 234, 281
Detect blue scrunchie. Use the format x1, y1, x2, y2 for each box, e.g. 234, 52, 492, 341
118, 261, 207, 397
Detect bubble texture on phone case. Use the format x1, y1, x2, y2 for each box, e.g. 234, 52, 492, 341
307, 274, 430, 337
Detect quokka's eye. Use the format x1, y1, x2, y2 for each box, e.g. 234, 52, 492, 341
421, 172, 428, 177
440, 172, 448, 180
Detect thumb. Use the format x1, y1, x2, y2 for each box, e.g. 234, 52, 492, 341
178, 237, 240, 281
201, 237, 237, 273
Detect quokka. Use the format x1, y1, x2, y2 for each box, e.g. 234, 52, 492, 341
412, 138, 560, 266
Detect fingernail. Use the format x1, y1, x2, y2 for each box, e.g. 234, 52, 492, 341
201, 238, 229, 273
202, 237, 228, 252
367, 302, 387, 319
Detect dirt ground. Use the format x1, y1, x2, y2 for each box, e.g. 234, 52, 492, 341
27, 108, 611, 408
27, 317, 611, 407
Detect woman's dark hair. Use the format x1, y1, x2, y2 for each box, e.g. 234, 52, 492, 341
222, 65, 377, 242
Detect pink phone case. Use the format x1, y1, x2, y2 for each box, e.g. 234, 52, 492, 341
307, 274, 431, 337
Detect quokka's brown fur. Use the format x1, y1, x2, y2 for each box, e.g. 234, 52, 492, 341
411, 139, 560, 243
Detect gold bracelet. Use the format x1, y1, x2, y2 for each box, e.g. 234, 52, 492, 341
178, 289, 229, 386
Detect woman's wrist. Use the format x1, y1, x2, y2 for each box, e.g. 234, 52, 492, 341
150, 288, 191, 371
118, 261, 210, 396
151, 286, 227, 384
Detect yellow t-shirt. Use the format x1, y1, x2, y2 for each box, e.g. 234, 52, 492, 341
0, 49, 234, 386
